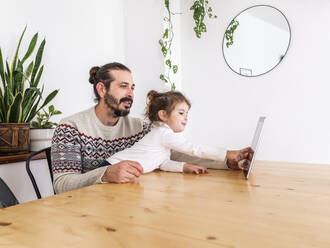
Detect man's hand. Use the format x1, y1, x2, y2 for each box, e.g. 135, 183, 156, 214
226, 147, 254, 170
183, 163, 208, 174
101, 160, 143, 183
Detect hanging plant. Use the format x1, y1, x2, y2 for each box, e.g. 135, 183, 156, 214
190, 0, 218, 38
159, 0, 217, 90
159, 0, 179, 90
225, 19, 239, 48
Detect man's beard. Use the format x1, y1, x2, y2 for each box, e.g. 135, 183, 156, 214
104, 93, 133, 117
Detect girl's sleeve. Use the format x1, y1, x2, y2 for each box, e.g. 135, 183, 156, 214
159, 159, 185, 172
161, 129, 227, 162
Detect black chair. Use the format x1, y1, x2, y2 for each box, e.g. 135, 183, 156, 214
26, 147, 55, 199
0, 177, 19, 208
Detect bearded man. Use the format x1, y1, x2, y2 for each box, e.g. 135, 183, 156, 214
51, 62, 252, 193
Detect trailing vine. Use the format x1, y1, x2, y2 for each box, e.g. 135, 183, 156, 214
159, 0, 217, 90
225, 19, 239, 48
159, 0, 179, 90
190, 0, 217, 38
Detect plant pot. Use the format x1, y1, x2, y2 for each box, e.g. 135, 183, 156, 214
0, 123, 30, 155
30, 128, 55, 152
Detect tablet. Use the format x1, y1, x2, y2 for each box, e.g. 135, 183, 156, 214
243, 116, 266, 179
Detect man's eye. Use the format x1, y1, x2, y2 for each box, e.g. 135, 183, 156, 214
120, 85, 127, 88
179, 112, 184, 115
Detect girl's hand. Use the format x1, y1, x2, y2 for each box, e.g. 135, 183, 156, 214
183, 164, 208, 174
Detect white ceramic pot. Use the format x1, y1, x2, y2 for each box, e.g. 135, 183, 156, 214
30, 128, 55, 152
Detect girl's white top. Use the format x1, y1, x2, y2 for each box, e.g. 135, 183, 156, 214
107, 122, 227, 173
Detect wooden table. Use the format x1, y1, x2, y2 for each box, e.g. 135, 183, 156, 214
1, 161, 330, 248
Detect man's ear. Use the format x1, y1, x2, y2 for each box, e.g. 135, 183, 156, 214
158, 110, 168, 122
95, 82, 107, 99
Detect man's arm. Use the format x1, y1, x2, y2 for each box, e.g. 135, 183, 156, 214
51, 124, 106, 193
53, 167, 107, 194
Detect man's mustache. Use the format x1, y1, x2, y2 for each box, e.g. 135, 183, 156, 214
119, 97, 133, 105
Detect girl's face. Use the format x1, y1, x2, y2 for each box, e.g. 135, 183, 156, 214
163, 102, 189, 133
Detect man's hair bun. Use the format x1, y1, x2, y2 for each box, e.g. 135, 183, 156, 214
89, 66, 100, 84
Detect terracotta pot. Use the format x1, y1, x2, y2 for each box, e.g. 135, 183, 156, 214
0, 123, 30, 155
30, 128, 55, 151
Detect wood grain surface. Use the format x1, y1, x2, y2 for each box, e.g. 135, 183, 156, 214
0, 161, 329, 248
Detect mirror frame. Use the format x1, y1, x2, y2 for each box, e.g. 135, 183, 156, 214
222, 5, 292, 77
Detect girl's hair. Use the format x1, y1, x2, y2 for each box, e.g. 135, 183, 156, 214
145, 90, 191, 122
88, 62, 131, 102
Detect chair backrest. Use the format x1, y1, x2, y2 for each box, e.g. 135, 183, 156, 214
0, 177, 19, 208
26, 147, 55, 199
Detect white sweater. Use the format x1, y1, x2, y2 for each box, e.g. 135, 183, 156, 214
107, 123, 227, 173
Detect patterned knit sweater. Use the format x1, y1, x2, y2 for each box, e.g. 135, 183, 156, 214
51, 107, 151, 193
51, 107, 228, 194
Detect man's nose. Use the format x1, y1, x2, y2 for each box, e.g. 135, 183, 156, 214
127, 88, 134, 99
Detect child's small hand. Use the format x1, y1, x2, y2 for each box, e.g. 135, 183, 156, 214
183, 164, 208, 174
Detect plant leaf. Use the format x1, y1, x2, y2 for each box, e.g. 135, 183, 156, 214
32, 65, 43, 88
6, 60, 12, 91
0, 47, 5, 84
34, 89, 59, 117
6, 92, 23, 123
173, 65, 178, 74
53, 110, 62, 115
11, 26, 27, 82
21, 87, 43, 122
48, 105, 54, 112
163, 29, 169, 39
0, 87, 5, 122
21, 33, 38, 64
23, 61, 34, 84
31, 39, 45, 86
13, 60, 24, 94
25, 94, 41, 122
165, 59, 172, 68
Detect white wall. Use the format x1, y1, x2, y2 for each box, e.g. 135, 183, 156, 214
180, 0, 330, 164
0, 0, 126, 123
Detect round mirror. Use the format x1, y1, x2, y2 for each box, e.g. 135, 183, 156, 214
222, 5, 291, 77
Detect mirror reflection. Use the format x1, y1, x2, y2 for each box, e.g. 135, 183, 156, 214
222, 5, 291, 77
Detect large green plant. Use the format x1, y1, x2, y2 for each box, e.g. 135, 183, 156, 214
0, 26, 58, 123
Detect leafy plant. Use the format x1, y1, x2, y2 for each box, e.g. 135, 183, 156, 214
190, 0, 218, 38
0, 26, 59, 123
159, 0, 179, 90
225, 19, 239, 48
31, 105, 61, 129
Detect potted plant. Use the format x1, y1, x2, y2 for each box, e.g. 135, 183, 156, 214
0, 26, 58, 155
30, 105, 61, 151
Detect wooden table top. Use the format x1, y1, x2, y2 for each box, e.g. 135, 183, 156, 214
0, 161, 330, 248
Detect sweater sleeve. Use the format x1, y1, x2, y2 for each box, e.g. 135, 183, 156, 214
161, 129, 227, 162
170, 150, 229, 169
159, 159, 184, 172
51, 124, 107, 194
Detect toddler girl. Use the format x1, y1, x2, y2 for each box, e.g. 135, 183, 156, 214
106, 90, 227, 174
